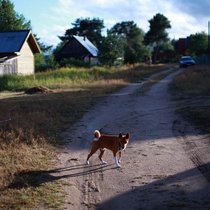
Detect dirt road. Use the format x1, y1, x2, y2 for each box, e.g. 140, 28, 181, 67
55, 68, 210, 210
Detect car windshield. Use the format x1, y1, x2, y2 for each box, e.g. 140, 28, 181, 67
181, 57, 192, 61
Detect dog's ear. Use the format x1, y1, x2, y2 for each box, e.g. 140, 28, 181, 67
119, 133, 123, 138
126, 133, 129, 139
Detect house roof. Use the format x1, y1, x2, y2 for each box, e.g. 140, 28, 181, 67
73, 35, 98, 57
0, 30, 41, 54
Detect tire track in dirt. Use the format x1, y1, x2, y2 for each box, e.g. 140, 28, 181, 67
83, 170, 100, 209
173, 119, 210, 182
79, 68, 177, 209
82, 164, 105, 209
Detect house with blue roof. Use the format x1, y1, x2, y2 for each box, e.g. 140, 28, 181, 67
0, 30, 41, 75
56, 35, 98, 65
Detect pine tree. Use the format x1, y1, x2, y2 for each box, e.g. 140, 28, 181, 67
0, 0, 31, 31
145, 13, 171, 63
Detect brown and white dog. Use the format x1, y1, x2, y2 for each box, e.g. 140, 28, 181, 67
86, 130, 130, 167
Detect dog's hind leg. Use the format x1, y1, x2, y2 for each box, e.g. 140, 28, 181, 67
99, 149, 107, 164
86, 144, 98, 165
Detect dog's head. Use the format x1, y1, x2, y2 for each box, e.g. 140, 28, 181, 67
118, 133, 129, 151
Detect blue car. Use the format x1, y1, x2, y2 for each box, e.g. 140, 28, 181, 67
179, 56, 196, 68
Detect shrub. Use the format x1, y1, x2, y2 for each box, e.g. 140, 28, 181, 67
59, 58, 90, 68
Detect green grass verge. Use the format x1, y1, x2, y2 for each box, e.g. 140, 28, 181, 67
0, 64, 170, 91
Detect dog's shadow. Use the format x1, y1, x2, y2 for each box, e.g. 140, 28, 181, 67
5, 163, 118, 190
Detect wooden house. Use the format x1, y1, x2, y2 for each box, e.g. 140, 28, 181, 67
56, 35, 98, 64
0, 30, 41, 75
175, 38, 188, 55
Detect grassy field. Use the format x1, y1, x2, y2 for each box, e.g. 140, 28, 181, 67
0, 65, 169, 91
0, 64, 170, 209
170, 65, 210, 132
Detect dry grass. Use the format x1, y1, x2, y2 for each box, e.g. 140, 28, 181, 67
0, 63, 169, 91
0, 84, 123, 209
170, 65, 210, 132
0, 64, 170, 209
170, 65, 210, 96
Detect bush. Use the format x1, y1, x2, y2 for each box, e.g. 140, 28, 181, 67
59, 58, 90, 68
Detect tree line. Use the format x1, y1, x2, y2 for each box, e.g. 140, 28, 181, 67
0, 0, 209, 69
55, 15, 172, 66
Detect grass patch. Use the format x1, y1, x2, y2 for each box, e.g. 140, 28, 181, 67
170, 65, 210, 132
0, 141, 57, 209
0, 64, 170, 91
0, 84, 123, 209
0, 64, 170, 209
170, 65, 210, 96
1, 181, 63, 210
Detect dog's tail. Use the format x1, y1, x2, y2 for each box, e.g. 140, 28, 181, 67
94, 130, 101, 140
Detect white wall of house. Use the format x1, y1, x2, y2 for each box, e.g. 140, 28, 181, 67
17, 40, 34, 75
0, 58, 18, 75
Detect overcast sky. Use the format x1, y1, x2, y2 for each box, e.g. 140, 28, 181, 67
12, 0, 210, 47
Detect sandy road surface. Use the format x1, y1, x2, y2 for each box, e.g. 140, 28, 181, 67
54, 68, 210, 210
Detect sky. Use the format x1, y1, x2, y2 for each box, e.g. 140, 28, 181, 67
12, 0, 210, 47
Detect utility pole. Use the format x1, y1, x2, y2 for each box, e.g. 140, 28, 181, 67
208, 21, 210, 54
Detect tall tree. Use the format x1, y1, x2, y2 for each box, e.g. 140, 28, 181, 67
188, 32, 208, 56
0, 0, 31, 31
110, 21, 148, 64
98, 30, 124, 66
59, 17, 105, 46
145, 13, 171, 63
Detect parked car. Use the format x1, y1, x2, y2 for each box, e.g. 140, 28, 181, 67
179, 56, 196, 68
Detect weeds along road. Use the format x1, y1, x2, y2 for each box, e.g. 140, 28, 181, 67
55, 68, 210, 210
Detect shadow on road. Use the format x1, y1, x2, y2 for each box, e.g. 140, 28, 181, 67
4, 162, 210, 209
4, 163, 117, 190
96, 162, 210, 210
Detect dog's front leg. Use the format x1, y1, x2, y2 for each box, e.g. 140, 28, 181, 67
113, 153, 121, 167
118, 151, 122, 163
